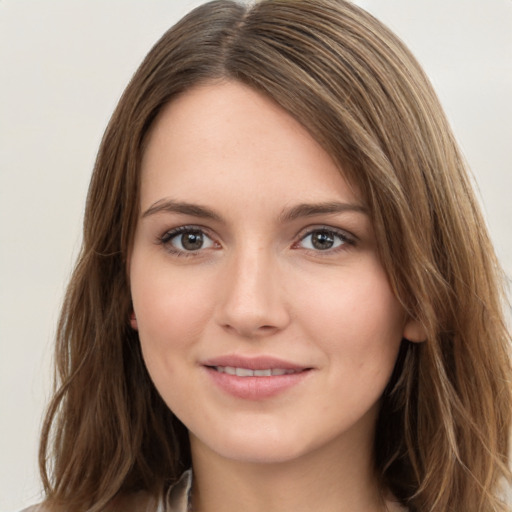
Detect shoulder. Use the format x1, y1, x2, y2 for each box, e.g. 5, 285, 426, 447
107, 491, 163, 512
18, 471, 192, 512
109, 476, 191, 512
19, 493, 161, 512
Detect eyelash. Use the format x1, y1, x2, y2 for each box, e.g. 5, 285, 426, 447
295, 227, 356, 253
157, 225, 217, 257
156, 225, 356, 257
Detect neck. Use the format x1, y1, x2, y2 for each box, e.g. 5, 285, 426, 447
189, 427, 395, 512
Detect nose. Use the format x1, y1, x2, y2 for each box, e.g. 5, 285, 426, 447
215, 245, 291, 339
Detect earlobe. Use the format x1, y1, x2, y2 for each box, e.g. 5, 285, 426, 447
403, 318, 427, 343
130, 311, 138, 331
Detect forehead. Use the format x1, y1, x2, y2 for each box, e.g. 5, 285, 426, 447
140, 80, 362, 213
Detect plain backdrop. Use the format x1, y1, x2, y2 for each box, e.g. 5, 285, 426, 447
1, 1, 511, 510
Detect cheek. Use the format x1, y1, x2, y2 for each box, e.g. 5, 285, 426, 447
130, 259, 213, 361
292, 260, 404, 359
129, 261, 216, 412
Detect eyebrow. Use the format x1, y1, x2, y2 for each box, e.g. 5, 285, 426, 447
278, 201, 368, 222
142, 199, 368, 222
142, 199, 222, 221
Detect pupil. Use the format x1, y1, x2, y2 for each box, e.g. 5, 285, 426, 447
182, 232, 203, 250
312, 231, 334, 250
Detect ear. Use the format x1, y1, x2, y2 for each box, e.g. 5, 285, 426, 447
403, 317, 426, 343
130, 311, 138, 331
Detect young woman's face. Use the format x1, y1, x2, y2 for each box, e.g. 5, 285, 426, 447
130, 81, 417, 466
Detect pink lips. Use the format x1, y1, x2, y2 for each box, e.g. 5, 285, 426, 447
202, 355, 312, 400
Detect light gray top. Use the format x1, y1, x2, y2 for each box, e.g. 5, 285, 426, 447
21, 470, 192, 512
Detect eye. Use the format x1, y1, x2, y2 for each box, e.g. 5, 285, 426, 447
298, 228, 351, 251
160, 227, 216, 253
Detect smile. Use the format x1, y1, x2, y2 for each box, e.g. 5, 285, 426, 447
204, 361, 312, 400
212, 366, 301, 377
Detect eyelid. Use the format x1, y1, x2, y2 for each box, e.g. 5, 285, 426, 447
157, 225, 220, 256
155, 223, 357, 256
294, 225, 357, 251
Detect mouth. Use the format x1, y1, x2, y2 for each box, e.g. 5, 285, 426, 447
208, 366, 304, 377
202, 356, 312, 400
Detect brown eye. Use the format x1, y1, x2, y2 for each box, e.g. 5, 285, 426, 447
311, 230, 335, 250
299, 229, 349, 251
180, 231, 204, 250
161, 228, 215, 253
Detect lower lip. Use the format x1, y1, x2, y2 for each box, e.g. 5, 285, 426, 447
204, 367, 311, 400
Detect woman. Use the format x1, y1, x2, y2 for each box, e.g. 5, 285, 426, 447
30, 0, 511, 511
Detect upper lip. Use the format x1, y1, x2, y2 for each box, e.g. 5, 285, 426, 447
202, 355, 310, 371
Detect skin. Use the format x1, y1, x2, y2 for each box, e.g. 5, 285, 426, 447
129, 80, 421, 512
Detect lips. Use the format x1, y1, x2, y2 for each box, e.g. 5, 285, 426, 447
202, 355, 312, 400
203, 355, 308, 371
213, 366, 301, 377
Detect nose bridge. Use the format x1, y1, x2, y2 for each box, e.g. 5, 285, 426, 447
217, 241, 288, 336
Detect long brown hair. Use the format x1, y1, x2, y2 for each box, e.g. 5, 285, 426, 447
40, 1, 511, 510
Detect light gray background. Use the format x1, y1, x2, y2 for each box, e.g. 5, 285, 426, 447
1, 1, 511, 510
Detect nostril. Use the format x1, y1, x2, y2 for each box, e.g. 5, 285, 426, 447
216, 283, 291, 336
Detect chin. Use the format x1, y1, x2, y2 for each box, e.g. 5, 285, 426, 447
216, 445, 310, 466
190, 421, 328, 466
224, 441, 307, 465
